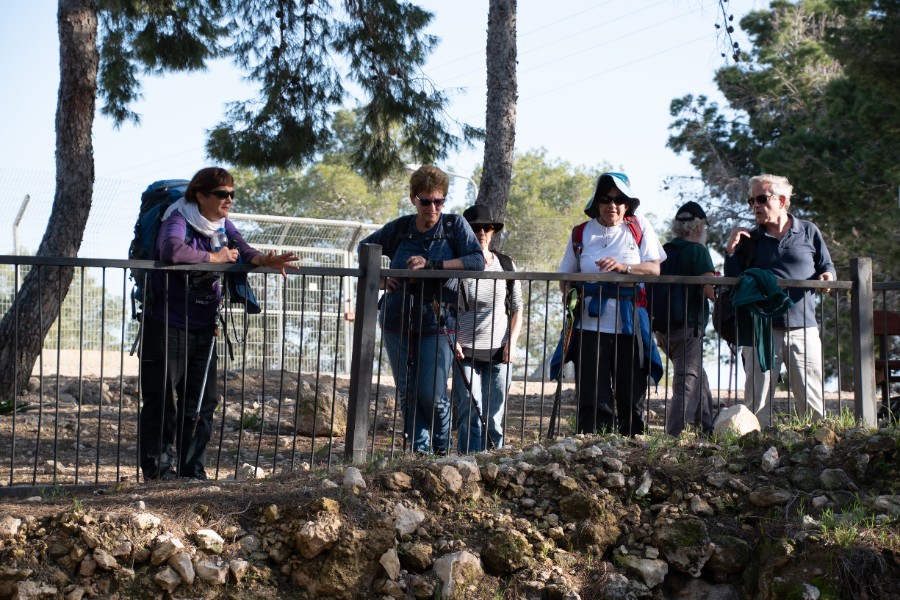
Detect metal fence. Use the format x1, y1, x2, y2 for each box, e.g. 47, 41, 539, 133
0, 252, 895, 489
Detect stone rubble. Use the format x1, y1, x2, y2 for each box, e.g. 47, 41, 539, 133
0, 424, 896, 599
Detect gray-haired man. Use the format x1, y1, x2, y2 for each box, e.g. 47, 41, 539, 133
724, 174, 835, 424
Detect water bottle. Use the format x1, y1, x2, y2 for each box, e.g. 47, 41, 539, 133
212, 227, 228, 251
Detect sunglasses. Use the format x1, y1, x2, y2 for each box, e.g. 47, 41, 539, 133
416, 195, 445, 207
595, 195, 628, 206
747, 193, 776, 206
207, 189, 235, 200
471, 224, 494, 233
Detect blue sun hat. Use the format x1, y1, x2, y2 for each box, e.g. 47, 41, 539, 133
584, 172, 641, 218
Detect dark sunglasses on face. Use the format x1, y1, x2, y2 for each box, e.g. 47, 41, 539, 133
748, 193, 776, 206
471, 224, 494, 233
595, 195, 628, 206
416, 195, 445, 207
207, 189, 235, 200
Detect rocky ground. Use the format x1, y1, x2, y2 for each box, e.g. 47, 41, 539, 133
0, 412, 897, 600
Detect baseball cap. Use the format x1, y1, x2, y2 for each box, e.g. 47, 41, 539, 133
674, 201, 707, 221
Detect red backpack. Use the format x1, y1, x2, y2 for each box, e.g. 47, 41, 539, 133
570, 216, 647, 307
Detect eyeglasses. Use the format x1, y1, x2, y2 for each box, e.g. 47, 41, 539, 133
595, 195, 628, 206
471, 224, 494, 233
207, 189, 235, 200
416, 195, 445, 207
747, 193, 776, 206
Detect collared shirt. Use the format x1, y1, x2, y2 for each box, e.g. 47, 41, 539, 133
724, 214, 835, 328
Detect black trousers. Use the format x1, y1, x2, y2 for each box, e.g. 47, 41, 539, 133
139, 319, 218, 479
570, 329, 647, 436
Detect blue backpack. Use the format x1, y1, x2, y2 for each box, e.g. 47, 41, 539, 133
128, 179, 191, 320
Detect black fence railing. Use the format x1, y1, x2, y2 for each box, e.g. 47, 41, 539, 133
0, 253, 895, 489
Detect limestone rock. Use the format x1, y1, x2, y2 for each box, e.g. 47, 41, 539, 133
153, 566, 182, 593
295, 381, 348, 436
433, 551, 484, 600
229, 559, 250, 581
12, 581, 57, 600
382, 471, 413, 491
195, 558, 229, 585
813, 427, 837, 446
455, 460, 481, 483
92, 548, 118, 570
151, 536, 185, 566
295, 511, 342, 559
749, 486, 793, 507
0, 515, 22, 538
132, 513, 161, 530
761, 446, 779, 472
481, 529, 532, 575
399, 541, 433, 572
690, 495, 714, 516
713, 404, 761, 436
194, 528, 225, 554
439, 465, 463, 494
706, 535, 752, 575
394, 503, 426, 536
820, 468, 855, 491
168, 551, 195, 585
616, 554, 668, 588
343, 466, 366, 490
380, 548, 401, 580
654, 515, 714, 577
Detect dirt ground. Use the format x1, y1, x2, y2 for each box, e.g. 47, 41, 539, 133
0, 368, 854, 490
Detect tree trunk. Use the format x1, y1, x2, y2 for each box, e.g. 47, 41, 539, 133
0, 0, 97, 401
476, 0, 517, 221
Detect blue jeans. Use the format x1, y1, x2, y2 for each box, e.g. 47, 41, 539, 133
383, 330, 453, 453
453, 358, 510, 453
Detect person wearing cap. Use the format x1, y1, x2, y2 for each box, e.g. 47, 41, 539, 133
453, 205, 524, 452
557, 172, 665, 436
657, 201, 716, 436
359, 166, 484, 454
724, 174, 835, 425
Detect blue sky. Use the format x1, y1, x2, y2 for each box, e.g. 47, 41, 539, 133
0, 0, 764, 257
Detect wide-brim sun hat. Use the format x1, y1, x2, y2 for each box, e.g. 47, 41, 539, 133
584, 172, 641, 218
463, 204, 504, 231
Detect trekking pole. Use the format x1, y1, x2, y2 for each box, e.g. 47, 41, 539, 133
191, 322, 218, 438
430, 300, 488, 434
548, 287, 579, 438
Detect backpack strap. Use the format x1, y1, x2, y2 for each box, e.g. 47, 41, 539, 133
494, 251, 515, 317
386, 214, 458, 259
623, 215, 643, 247
571, 221, 589, 264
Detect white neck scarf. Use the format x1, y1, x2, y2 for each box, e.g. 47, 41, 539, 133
162, 196, 225, 238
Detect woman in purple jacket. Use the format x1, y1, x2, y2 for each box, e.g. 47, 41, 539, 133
139, 167, 297, 481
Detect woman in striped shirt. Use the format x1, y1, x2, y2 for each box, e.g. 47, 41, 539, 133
453, 205, 524, 452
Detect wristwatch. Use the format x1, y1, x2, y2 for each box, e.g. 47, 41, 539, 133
626, 265, 632, 274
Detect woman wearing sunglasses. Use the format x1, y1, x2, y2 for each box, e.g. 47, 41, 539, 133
453, 205, 524, 453
139, 167, 298, 481
360, 165, 484, 454
557, 172, 665, 437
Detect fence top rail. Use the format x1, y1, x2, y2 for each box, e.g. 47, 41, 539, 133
381, 268, 853, 290
0, 256, 357, 278
873, 281, 900, 290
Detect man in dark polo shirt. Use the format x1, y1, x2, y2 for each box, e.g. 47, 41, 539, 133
724, 174, 835, 425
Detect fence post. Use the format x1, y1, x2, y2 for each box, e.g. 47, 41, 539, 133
345, 243, 383, 463
850, 257, 876, 426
